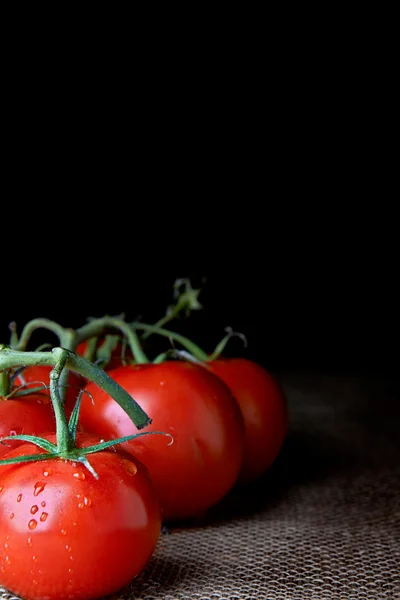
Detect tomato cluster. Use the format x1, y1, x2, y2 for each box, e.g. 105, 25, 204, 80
0, 300, 288, 600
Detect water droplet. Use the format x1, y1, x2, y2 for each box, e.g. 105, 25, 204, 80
160, 380, 165, 386
71, 461, 77, 467
34, 482, 46, 496
61, 529, 67, 536
72, 521, 77, 526
9, 513, 14, 520
41, 501, 46, 507
32, 555, 38, 562
83, 496, 92, 507
76, 494, 81, 499
66, 544, 72, 552
0, 486, 3, 492
0, 566, 4, 573
43, 468, 53, 477
40, 512, 48, 522
73, 472, 85, 480
69, 555, 74, 561
5, 556, 11, 565
28, 519, 37, 530
30, 505, 39, 514
4, 543, 8, 549
33, 580, 38, 586
77, 502, 84, 509
122, 459, 137, 476
68, 568, 73, 574
17, 493, 22, 502
28, 537, 33, 547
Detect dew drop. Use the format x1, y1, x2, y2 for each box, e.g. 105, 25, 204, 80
28, 537, 33, 547
41, 501, 46, 507
83, 496, 92, 507
72, 521, 77, 526
33, 580, 38, 586
69, 555, 74, 561
17, 493, 22, 502
71, 462, 77, 467
9, 513, 14, 520
61, 529, 67, 536
68, 568, 73, 574
32, 555, 38, 562
77, 502, 84, 509
73, 472, 85, 480
4, 543, 8, 549
5, 556, 11, 565
40, 512, 48, 522
43, 468, 53, 477
0, 486, 3, 492
28, 519, 37, 530
66, 544, 72, 552
123, 459, 137, 476
0, 566, 4, 573
30, 505, 39, 515
34, 482, 46, 496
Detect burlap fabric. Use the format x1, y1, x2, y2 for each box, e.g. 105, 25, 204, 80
2, 371, 399, 599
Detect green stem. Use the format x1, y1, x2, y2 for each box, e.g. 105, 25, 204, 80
0, 346, 151, 429
77, 317, 149, 364
49, 350, 73, 453
14, 319, 77, 351
0, 370, 10, 396
131, 322, 209, 362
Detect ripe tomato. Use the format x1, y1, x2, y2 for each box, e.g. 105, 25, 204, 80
0, 433, 162, 600
14, 366, 83, 415
207, 358, 288, 483
0, 394, 55, 458
79, 362, 245, 521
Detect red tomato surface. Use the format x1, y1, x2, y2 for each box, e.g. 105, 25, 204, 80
14, 366, 84, 415
79, 362, 245, 521
207, 358, 288, 483
0, 433, 161, 600
0, 394, 56, 458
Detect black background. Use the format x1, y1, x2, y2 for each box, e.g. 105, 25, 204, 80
1, 207, 397, 377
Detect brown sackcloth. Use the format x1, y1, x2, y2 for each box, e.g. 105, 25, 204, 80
1, 372, 399, 600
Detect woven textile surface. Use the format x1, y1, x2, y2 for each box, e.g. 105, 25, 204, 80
1, 371, 399, 600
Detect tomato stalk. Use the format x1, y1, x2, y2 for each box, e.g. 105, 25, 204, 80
132, 322, 210, 362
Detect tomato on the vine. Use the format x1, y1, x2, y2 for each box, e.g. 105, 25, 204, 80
0, 394, 55, 458
79, 362, 245, 521
14, 365, 83, 414
0, 433, 162, 600
207, 358, 288, 483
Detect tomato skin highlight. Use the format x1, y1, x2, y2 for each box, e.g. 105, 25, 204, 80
207, 358, 288, 483
0, 434, 162, 600
79, 362, 245, 521
0, 394, 56, 457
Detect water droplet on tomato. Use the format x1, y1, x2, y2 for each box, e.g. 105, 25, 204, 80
68, 568, 73, 574
17, 493, 22, 502
71, 461, 77, 467
73, 472, 85, 480
5, 556, 11, 565
28, 537, 33, 547
32, 580, 38, 586
43, 468, 53, 477
4, 543, 8, 549
9, 513, 14, 519
32, 555, 38, 562
83, 496, 92, 507
0, 486, 3, 492
41, 501, 46, 507
78, 501, 84, 509
28, 519, 37, 530
34, 482, 46, 496
66, 544, 72, 552
61, 529, 67, 536
30, 505, 39, 514
40, 512, 48, 522
69, 555, 74, 561
122, 459, 137, 476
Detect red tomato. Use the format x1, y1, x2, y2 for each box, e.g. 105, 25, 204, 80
0, 433, 161, 600
79, 362, 245, 521
14, 366, 83, 415
0, 394, 55, 458
207, 358, 288, 483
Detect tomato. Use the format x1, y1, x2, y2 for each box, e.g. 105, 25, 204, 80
0, 394, 55, 458
207, 358, 288, 483
79, 362, 245, 521
14, 366, 83, 415
0, 433, 162, 600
